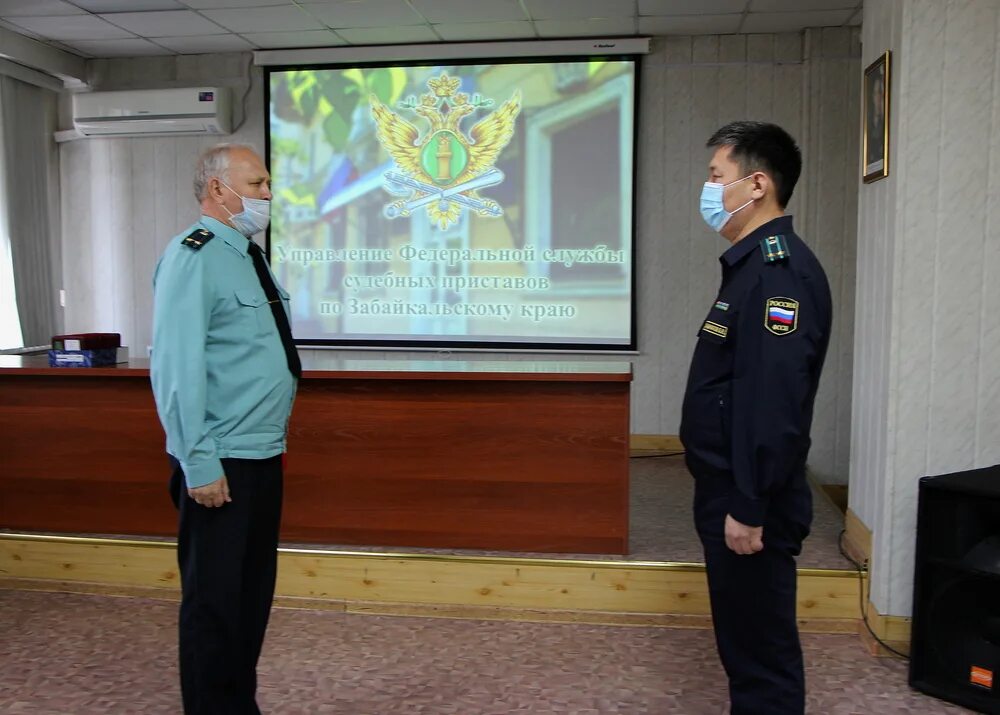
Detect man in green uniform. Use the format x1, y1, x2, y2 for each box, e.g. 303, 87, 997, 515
151, 143, 300, 714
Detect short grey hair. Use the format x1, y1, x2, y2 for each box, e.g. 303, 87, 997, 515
193, 143, 257, 201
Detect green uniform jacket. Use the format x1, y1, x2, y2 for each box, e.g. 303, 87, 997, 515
151, 216, 296, 488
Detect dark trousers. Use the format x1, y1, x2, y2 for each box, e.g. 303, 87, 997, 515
692, 467, 812, 715
169, 455, 283, 715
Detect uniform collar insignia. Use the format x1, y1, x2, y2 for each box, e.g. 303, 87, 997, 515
200, 216, 251, 257
721, 215, 795, 268
761, 234, 791, 263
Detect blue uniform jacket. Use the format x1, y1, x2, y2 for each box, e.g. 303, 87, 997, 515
680, 215, 832, 526
151, 216, 297, 489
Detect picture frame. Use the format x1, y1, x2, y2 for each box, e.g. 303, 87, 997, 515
862, 50, 891, 183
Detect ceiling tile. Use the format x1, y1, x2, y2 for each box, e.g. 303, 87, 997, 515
180, 0, 296, 7
534, 17, 636, 37
153, 32, 254, 52
100, 10, 224, 36
638, 14, 743, 35
741, 9, 854, 32
240, 29, 346, 47
299, 0, 423, 29
336, 24, 438, 44
200, 5, 324, 32
66, 37, 173, 56
0, 0, 86, 16
0, 16, 40, 37
71, 0, 185, 11
433, 20, 534, 41
6, 14, 135, 39
750, 0, 856, 10
525, 0, 635, 20
47, 38, 89, 55
639, 0, 747, 16
409, 0, 526, 24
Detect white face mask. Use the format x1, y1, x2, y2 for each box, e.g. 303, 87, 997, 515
699, 175, 754, 233
221, 181, 270, 236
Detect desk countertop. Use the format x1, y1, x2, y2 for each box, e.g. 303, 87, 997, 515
0, 354, 633, 382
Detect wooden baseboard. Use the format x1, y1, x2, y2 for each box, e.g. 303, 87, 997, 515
838, 514, 913, 657
630, 434, 684, 455
843, 508, 871, 567
820, 485, 848, 513
860, 599, 911, 657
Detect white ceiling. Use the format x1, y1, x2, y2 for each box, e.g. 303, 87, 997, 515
0, 0, 863, 59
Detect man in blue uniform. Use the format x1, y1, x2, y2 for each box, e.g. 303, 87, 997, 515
680, 122, 832, 715
151, 143, 300, 714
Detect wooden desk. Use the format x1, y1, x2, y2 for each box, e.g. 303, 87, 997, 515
0, 355, 631, 553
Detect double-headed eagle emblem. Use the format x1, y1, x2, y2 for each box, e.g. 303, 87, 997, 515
371, 73, 521, 229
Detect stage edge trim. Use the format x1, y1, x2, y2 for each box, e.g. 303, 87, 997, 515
0, 533, 861, 625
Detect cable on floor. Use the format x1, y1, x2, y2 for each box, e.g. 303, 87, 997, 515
837, 529, 910, 659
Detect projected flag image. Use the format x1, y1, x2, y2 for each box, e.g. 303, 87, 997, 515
267, 58, 636, 348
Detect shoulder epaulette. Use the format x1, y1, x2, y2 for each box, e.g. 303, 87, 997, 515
181, 228, 214, 251
760, 234, 790, 263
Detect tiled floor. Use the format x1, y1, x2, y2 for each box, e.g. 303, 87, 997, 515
629, 456, 849, 568
0, 590, 972, 714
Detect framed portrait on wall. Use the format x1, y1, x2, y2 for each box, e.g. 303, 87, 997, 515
863, 51, 891, 183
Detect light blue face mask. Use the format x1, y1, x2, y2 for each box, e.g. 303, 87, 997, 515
221, 181, 271, 237
699, 175, 754, 233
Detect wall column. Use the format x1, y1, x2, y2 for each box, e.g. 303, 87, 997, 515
849, 0, 1000, 632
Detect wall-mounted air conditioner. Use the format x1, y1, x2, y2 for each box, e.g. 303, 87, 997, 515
72, 87, 231, 138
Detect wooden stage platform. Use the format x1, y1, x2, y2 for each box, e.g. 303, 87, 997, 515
0, 457, 861, 634
0, 355, 862, 634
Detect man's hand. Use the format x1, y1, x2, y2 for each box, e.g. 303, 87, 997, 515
725, 514, 764, 555
187, 475, 231, 508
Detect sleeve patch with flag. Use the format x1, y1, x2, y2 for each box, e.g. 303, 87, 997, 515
765, 297, 798, 335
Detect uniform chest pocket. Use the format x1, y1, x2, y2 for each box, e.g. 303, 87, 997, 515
234, 288, 271, 337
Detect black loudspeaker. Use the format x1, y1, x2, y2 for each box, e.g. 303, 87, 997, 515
910, 464, 1000, 714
